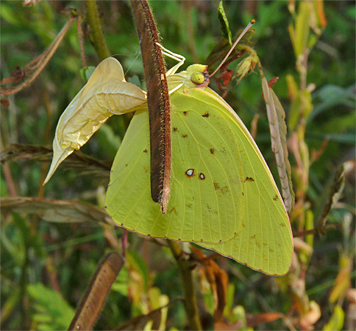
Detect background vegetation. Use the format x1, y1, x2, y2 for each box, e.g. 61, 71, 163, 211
1, 0, 355, 330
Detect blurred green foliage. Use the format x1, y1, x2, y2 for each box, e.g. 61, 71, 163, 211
1, 0, 355, 330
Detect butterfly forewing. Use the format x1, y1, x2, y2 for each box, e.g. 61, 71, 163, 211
105, 101, 244, 243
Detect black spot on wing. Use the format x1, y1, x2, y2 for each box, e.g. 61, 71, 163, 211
199, 173, 205, 180
202, 112, 209, 118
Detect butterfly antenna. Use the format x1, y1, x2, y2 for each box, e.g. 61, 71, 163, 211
209, 19, 255, 78
124, 51, 141, 76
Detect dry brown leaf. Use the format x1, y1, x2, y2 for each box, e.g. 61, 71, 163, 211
44, 57, 146, 184
68, 252, 125, 331
262, 75, 295, 212
0, 144, 111, 179
1, 197, 114, 225
191, 246, 229, 322
246, 312, 283, 328
300, 301, 321, 330
329, 254, 352, 303
214, 319, 243, 330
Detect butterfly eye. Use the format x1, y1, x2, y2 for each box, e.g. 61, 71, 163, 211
191, 72, 205, 85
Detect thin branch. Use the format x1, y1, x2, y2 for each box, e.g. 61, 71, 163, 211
0, 15, 75, 96
85, 0, 111, 61
168, 240, 202, 331
0, 139, 17, 197
293, 223, 343, 238
76, 13, 87, 68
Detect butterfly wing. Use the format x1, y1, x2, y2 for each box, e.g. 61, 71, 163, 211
106, 81, 293, 266
189, 87, 293, 275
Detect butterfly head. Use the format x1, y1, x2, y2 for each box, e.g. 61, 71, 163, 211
167, 64, 210, 92
186, 64, 210, 87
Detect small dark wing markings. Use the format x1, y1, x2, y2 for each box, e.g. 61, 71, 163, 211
199, 173, 206, 180
169, 207, 178, 215
206, 203, 218, 215
181, 134, 188, 138
202, 112, 210, 118
220, 147, 228, 155
183, 111, 188, 116
244, 177, 255, 182
210, 148, 215, 155
213, 181, 229, 194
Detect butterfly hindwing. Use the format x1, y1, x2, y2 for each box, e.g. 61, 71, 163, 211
106, 87, 246, 243
105, 67, 293, 274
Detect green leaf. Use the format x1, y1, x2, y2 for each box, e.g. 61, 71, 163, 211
111, 266, 129, 296
322, 305, 345, 331
0, 4, 20, 25
80, 66, 96, 82
218, 1, 232, 45
27, 283, 75, 330
294, 1, 312, 57
127, 250, 149, 292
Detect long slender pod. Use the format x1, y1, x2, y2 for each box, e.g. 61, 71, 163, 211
130, 0, 171, 213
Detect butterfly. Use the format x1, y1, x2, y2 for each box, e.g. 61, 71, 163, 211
44, 48, 293, 276
104, 57, 293, 276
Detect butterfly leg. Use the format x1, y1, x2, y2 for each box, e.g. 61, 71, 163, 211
156, 42, 186, 76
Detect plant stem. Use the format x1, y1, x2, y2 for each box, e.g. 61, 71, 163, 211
85, 0, 111, 61
19, 238, 30, 329
168, 240, 202, 331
